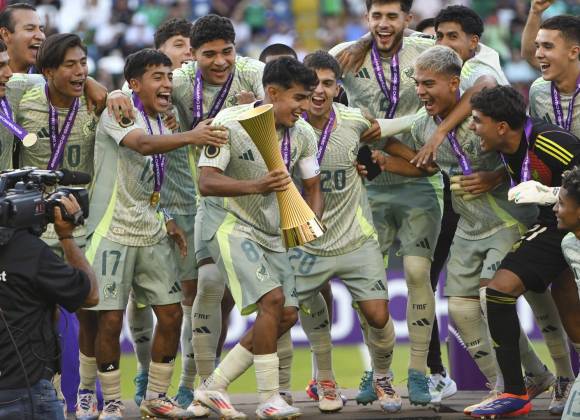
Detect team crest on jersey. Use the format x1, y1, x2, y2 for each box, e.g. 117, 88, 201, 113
103, 282, 118, 299
205, 145, 220, 158
83, 117, 98, 136
256, 264, 270, 282
403, 67, 414, 81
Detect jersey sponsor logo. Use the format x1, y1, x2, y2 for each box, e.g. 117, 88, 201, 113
204, 145, 220, 158
403, 67, 414, 80
355, 67, 371, 79
239, 149, 255, 161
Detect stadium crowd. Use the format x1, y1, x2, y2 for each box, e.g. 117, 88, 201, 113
0, 0, 579, 419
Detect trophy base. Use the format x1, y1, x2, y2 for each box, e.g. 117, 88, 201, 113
282, 217, 326, 249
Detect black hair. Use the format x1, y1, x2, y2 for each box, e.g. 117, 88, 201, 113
262, 56, 318, 91
0, 3, 37, 32
259, 43, 297, 63
365, 0, 413, 13
470, 86, 527, 130
416, 18, 435, 34
36, 33, 87, 74
562, 166, 580, 205
540, 15, 580, 51
124, 48, 172, 82
190, 14, 235, 50
434, 5, 484, 37
0, 40, 6, 53
303, 50, 341, 80
154, 18, 192, 49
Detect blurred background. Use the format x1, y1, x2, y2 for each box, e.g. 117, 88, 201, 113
5, 0, 578, 93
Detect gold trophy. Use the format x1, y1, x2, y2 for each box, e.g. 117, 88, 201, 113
237, 104, 325, 248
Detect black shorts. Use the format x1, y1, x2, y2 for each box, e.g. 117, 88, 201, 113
499, 223, 569, 293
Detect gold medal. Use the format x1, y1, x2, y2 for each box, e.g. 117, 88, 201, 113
150, 191, 161, 207
22, 133, 37, 147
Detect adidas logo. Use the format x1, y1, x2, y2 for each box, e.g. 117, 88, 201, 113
487, 262, 501, 272
239, 149, 255, 161
104, 364, 116, 371
370, 281, 386, 292
543, 113, 553, 124
134, 336, 150, 344
411, 318, 431, 327
473, 350, 489, 360
37, 127, 49, 139
355, 67, 371, 79
169, 282, 182, 294
542, 325, 558, 333
194, 326, 211, 334
416, 238, 431, 250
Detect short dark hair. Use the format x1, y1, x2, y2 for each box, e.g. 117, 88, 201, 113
190, 14, 235, 50
434, 5, 484, 37
0, 40, 6, 53
0, 3, 37, 32
303, 50, 341, 80
540, 15, 580, 48
124, 48, 172, 82
36, 33, 87, 74
259, 43, 297, 63
262, 57, 318, 91
562, 166, 580, 205
471, 86, 527, 130
365, 0, 413, 13
154, 18, 192, 49
416, 18, 435, 34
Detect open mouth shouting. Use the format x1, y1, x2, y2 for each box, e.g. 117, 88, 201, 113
156, 91, 171, 107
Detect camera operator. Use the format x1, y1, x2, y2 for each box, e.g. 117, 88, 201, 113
0, 195, 98, 420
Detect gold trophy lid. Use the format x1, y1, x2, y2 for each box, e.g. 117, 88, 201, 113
237, 103, 274, 122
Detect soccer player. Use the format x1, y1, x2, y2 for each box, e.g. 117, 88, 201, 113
553, 167, 580, 420
329, 0, 442, 405
85, 48, 227, 419
433, 5, 567, 406
123, 17, 199, 410
286, 50, 400, 413
194, 57, 322, 420
259, 43, 298, 63
169, 16, 264, 397
467, 86, 580, 418
0, 3, 45, 74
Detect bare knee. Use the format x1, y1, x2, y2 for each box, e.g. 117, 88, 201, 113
257, 287, 285, 317
280, 307, 298, 332
98, 311, 124, 337
360, 300, 389, 329
154, 304, 183, 330
487, 269, 526, 297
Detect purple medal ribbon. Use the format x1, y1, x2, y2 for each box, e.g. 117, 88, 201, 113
370, 42, 400, 119
316, 108, 335, 164
281, 129, 291, 170
435, 115, 473, 175
191, 68, 234, 129
500, 117, 533, 188
550, 74, 580, 132
45, 84, 80, 170
0, 97, 31, 143
132, 92, 166, 194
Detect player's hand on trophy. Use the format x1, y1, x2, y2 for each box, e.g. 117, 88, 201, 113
189, 118, 228, 147
236, 90, 257, 105
166, 219, 188, 257
531, 0, 555, 14
508, 180, 559, 205
107, 90, 135, 123
254, 169, 292, 194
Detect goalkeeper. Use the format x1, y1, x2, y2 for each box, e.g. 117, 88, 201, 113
465, 86, 580, 418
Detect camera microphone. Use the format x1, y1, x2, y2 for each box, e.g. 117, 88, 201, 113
57, 169, 91, 186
